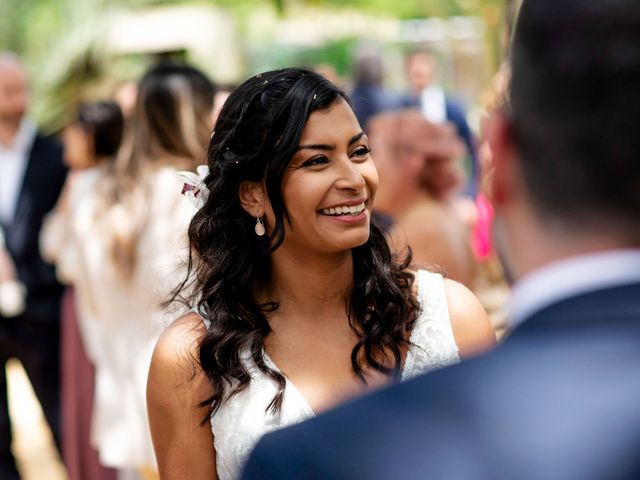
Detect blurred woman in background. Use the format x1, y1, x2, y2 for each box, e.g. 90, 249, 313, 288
42, 100, 124, 480
43, 63, 215, 480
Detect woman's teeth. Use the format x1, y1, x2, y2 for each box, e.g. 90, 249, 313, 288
321, 203, 365, 216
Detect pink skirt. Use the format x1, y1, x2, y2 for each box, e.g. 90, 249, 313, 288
60, 288, 117, 480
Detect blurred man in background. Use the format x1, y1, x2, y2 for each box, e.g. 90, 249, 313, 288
402, 48, 478, 197
349, 46, 400, 130
0, 52, 67, 479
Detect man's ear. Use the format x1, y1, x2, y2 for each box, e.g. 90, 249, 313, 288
239, 181, 267, 217
486, 109, 520, 207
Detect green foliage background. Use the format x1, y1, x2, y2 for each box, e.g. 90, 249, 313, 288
0, 0, 507, 131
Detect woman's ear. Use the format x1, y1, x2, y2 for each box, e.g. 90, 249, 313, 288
486, 109, 519, 207
238, 181, 267, 217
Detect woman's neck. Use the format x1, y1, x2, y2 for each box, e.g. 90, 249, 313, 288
264, 249, 354, 322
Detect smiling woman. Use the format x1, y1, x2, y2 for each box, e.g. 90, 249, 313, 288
146, 67, 496, 480
277, 98, 377, 255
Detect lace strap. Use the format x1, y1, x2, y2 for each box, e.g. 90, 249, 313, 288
402, 270, 460, 380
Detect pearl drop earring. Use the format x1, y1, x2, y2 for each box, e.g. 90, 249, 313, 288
255, 217, 265, 237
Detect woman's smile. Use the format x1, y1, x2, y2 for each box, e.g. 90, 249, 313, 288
319, 200, 366, 216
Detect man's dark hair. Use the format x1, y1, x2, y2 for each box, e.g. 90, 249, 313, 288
510, 0, 640, 238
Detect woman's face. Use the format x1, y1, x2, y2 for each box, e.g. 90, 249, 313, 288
62, 123, 94, 170
274, 98, 378, 255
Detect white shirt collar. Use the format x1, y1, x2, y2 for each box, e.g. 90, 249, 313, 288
420, 84, 446, 124
0, 119, 37, 224
508, 249, 640, 330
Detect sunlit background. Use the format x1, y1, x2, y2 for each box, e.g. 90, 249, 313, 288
0, 0, 514, 132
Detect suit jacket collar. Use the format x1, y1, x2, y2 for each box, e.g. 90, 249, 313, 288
10, 133, 43, 228
508, 250, 640, 330
3, 134, 52, 257
508, 282, 640, 338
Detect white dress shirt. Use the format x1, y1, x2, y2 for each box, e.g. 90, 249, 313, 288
420, 84, 447, 124
508, 249, 640, 330
0, 119, 36, 224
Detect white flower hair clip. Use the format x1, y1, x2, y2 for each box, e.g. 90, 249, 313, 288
176, 164, 210, 209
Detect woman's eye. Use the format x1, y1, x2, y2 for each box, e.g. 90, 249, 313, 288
351, 146, 371, 158
302, 156, 329, 167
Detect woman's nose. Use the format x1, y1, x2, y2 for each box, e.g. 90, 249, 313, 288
335, 158, 366, 191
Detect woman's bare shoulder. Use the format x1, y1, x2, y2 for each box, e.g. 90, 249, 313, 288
442, 278, 497, 358
156, 312, 205, 359
148, 314, 218, 479
149, 312, 210, 395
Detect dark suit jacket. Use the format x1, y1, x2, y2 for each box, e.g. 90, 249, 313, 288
242, 283, 640, 480
1, 133, 66, 325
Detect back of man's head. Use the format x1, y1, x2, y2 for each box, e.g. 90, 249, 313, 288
510, 0, 640, 241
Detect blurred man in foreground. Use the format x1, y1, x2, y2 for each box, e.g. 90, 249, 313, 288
242, 0, 640, 478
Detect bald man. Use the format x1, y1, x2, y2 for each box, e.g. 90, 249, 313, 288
0, 52, 66, 479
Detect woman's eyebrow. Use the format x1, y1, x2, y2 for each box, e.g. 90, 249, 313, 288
297, 142, 333, 151
297, 132, 365, 151
348, 132, 365, 146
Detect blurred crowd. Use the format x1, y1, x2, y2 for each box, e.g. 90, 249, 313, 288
0, 37, 505, 480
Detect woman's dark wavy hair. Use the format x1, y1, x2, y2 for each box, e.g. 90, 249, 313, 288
175, 67, 419, 418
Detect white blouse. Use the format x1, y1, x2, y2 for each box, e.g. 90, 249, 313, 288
41, 165, 194, 469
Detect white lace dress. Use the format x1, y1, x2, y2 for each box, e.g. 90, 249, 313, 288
210, 270, 460, 480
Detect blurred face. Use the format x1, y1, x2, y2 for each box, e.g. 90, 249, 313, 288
367, 111, 464, 211
275, 98, 378, 255
415, 122, 466, 199
406, 52, 436, 92
62, 124, 94, 170
0, 61, 29, 127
